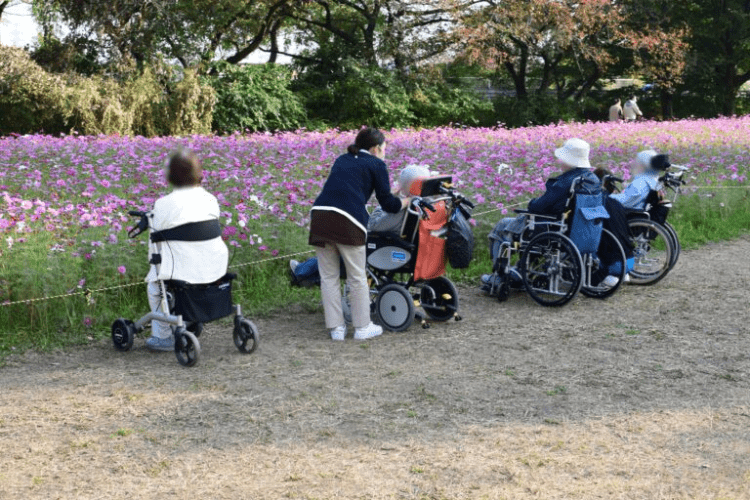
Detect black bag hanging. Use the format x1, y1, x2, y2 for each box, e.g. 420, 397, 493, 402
446, 207, 474, 269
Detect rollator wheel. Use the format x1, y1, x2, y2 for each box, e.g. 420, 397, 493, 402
111, 319, 135, 352
628, 220, 673, 286
233, 318, 259, 354
580, 229, 626, 300
186, 322, 204, 337
174, 329, 200, 367
520, 232, 583, 307
420, 276, 459, 322
663, 222, 681, 270
375, 284, 415, 332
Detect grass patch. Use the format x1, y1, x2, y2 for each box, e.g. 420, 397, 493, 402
1, 185, 749, 358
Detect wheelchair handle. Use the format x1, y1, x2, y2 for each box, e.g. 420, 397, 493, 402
128, 210, 148, 217
420, 200, 436, 213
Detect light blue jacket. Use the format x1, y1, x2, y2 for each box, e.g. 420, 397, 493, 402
610, 172, 659, 210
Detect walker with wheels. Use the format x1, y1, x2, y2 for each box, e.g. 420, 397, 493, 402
111, 211, 259, 367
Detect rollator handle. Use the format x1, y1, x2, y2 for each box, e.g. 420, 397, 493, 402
127, 210, 150, 238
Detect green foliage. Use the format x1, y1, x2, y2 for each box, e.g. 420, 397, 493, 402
297, 60, 414, 129
207, 62, 306, 134
493, 94, 581, 128
406, 68, 494, 127
0, 47, 214, 136
0, 46, 68, 135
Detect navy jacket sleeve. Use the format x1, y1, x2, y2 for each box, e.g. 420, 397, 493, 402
527, 180, 569, 215
371, 161, 402, 214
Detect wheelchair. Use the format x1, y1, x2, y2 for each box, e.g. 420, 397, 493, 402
343, 176, 475, 331
111, 211, 259, 367
604, 165, 686, 285
486, 178, 627, 307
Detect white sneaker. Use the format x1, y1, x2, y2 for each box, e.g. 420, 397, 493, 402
354, 322, 383, 340
289, 259, 300, 273
330, 325, 346, 341
601, 275, 619, 288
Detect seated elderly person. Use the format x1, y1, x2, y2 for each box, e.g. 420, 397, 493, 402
482, 138, 621, 290
487, 138, 600, 261
610, 151, 670, 210
290, 164, 431, 285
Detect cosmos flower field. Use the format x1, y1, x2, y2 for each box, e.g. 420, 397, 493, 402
0, 117, 749, 343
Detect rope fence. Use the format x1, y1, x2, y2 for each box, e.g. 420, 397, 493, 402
2, 184, 747, 308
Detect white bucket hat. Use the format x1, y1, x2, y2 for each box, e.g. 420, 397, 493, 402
554, 138, 591, 169
399, 164, 431, 195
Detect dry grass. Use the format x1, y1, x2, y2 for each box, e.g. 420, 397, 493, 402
2, 237, 750, 499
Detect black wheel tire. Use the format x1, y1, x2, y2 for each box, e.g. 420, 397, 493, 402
420, 276, 459, 322
174, 329, 200, 367
663, 222, 681, 270
186, 322, 204, 337
628, 220, 673, 286
375, 284, 415, 332
233, 318, 259, 354
111, 319, 135, 352
520, 232, 583, 307
580, 229, 626, 300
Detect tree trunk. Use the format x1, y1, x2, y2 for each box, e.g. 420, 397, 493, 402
660, 89, 674, 119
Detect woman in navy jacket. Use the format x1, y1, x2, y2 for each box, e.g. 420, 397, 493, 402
309, 128, 408, 341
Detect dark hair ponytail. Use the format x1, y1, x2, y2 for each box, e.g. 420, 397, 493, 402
347, 127, 385, 155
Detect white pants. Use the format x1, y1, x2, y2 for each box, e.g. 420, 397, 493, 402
316, 243, 370, 329
147, 280, 173, 339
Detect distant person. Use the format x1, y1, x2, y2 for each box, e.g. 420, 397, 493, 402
623, 95, 643, 121
608, 99, 623, 122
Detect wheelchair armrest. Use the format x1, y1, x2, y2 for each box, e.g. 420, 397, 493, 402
525, 212, 561, 221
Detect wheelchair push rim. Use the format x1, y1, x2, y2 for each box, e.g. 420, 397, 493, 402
520, 232, 583, 307
375, 283, 415, 332
628, 220, 674, 286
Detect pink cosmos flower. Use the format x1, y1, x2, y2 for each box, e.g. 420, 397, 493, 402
117, 266, 126, 275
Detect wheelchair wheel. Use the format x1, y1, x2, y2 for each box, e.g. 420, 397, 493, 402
628, 220, 673, 286
420, 276, 459, 322
111, 319, 135, 352
663, 222, 681, 270
375, 284, 415, 332
174, 329, 200, 367
520, 232, 583, 307
580, 229, 626, 300
233, 318, 259, 354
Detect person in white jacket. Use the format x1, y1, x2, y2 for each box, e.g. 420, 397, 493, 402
144, 148, 228, 351
623, 95, 643, 121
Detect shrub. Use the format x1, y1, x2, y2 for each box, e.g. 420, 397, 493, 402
0, 46, 68, 135
296, 60, 414, 129
207, 62, 306, 134
406, 67, 494, 127
0, 46, 214, 137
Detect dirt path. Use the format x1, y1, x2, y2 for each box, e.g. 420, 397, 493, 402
1, 238, 749, 499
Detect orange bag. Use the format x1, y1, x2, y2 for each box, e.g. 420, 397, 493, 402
414, 200, 448, 281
